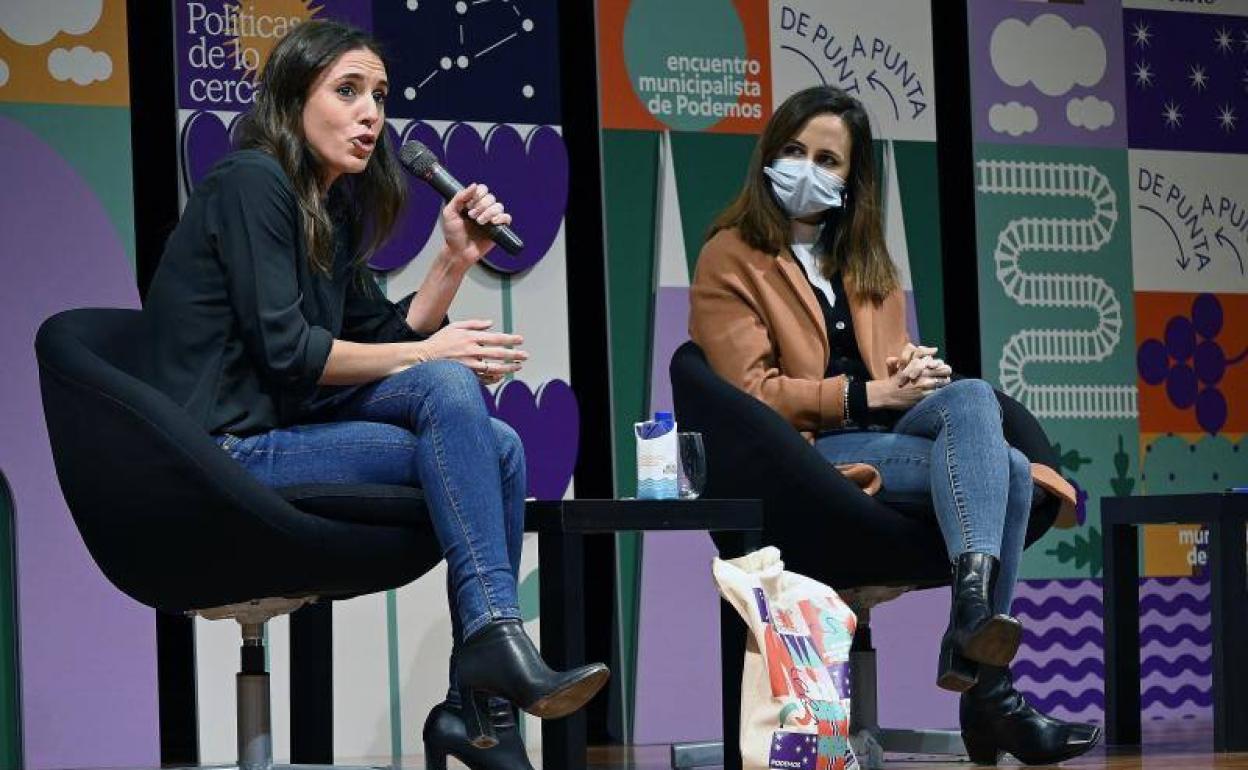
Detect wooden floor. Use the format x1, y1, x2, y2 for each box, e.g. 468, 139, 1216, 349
380, 723, 1248, 768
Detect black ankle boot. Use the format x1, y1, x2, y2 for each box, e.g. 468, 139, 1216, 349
937, 553, 1023, 691
423, 701, 535, 770
456, 619, 609, 748
960, 665, 1101, 765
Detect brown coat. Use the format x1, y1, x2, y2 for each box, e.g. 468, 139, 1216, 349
689, 227, 1077, 518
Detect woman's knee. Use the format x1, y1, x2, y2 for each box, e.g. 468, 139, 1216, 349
942, 378, 1000, 416
419, 360, 488, 418
491, 418, 526, 471
1007, 447, 1033, 491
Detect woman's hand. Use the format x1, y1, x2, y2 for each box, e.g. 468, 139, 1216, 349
438, 183, 512, 271
866, 355, 952, 410
885, 342, 938, 377
419, 319, 527, 381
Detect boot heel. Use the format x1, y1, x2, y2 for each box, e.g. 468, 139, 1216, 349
422, 742, 449, 770
961, 730, 1000, 766
460, 687, 498, 749
936, 642, 979, 692
962, 615, 1023, 667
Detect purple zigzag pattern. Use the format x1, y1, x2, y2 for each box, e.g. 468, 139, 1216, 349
1141, 637, 1211, 662
1010, 578, 1213, 723
1012, 658, 1103, 684
1139, 593, 1211, 617
1140, 610, 1211, 633
1014, 654, 1212, 683
1012, 595, 1103, 620
1024, 684, 1213, 715
1021, 626, 1104, 650
1144, 654, 1213, 679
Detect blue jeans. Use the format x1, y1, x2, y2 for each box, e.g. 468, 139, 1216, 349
216, 361, 525, 704
815, 379, 1032, 614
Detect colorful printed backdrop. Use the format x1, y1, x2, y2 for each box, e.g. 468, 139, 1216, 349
968, 0, 1247, 727
1, 2, 152, 769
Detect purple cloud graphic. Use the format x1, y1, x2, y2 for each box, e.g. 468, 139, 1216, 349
178, 115, 566, 275
482, 378, 579, 500
442, 122, 568, 274
369, 120, 446, 271
180, 110, 239, 193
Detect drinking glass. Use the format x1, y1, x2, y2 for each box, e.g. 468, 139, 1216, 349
677, 431, 707, 500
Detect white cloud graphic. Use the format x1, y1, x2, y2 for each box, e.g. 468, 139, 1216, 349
989, 101, 1039, 136
1066, 95, 1115, 131
48, 46, 112, 85
0, 59, 8, 88
991, 14, 1107, 97
0, 0, 103, 46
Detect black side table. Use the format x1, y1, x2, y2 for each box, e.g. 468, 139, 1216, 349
524, 498, 763, 769
1101, 492, 1248, 751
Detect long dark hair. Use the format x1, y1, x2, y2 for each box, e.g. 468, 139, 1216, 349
709, 86, 897, 302
234, 20, 406, 274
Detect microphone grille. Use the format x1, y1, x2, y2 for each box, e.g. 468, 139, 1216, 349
399, 140, 438, 177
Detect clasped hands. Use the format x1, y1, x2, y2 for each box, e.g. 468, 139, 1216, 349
867, 342, 953, 410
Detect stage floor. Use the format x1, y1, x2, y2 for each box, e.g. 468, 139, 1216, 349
368, 722, 1247, 769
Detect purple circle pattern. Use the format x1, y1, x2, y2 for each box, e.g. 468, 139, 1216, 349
1136, 293, 1241, 434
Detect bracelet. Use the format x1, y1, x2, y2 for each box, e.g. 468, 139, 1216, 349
842, 375, 853, 426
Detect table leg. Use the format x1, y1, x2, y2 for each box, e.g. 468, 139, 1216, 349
1102, 520, 1140, 745
290, 601, 334, 764
1209, 509, 1248, 752
539, 530, 587, 768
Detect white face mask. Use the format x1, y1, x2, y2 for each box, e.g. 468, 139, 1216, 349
764, 158, 848, 218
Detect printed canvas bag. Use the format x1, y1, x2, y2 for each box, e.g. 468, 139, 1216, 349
713, 547, 859, 770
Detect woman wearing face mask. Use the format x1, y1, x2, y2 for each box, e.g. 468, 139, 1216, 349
143, 20, 606, 769
689, 86, 1098, 765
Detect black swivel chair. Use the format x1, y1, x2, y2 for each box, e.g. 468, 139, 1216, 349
668, 341, 1060, 770
36, 308, 443, 770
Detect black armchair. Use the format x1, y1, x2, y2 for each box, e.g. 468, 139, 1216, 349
36, 308, 442, 770
668, 341, 1060, 769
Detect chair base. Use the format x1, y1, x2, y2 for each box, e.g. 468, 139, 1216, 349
851, 728, 967, 770
669, 740, 722, 768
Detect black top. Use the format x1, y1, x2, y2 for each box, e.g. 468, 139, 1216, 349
791, 259, 888, 428
144, 150, 427, 436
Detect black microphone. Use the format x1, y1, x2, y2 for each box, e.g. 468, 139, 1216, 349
398, 140, 525, 256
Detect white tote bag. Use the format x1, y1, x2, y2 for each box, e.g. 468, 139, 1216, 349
713, 547, 860, 770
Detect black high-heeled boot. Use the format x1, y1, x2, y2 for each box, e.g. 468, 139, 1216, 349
456, 619, 610, 748
960, 665, 1101, 765
937, 553, 1023, 691
423, 701, 535, 770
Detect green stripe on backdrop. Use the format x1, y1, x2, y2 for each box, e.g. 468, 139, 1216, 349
602, 128, 661, 735
386, 590, 402, 766
892, 140, 946, 350
669, 132, 761, 274
0, 475, 22, 770
0, 104, 136, 267
501, 274, 513, 335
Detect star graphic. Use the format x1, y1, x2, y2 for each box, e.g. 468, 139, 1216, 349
1189, 64, 1209, 91
1216, 26, 1234, 54
1131, 20, 1152, 48
1218, 103, 1238, 132
1163, 100, 1184, 128
1134, 60, 1154, 88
